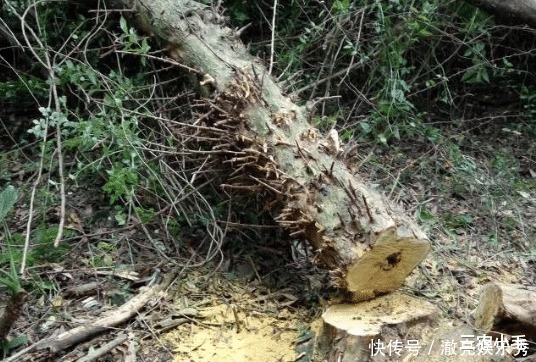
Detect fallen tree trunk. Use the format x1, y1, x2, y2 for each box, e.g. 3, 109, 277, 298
466, 0, 536, 27
121, 0, 430, 300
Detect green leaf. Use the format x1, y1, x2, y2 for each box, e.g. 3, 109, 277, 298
0, 334, 28, 354
332, 0, 350, 13
359, 121, 371, 133
119, 16, 128, 34
0, 186, 18, 222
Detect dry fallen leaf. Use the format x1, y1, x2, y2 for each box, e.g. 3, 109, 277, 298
66, 211, 84, 233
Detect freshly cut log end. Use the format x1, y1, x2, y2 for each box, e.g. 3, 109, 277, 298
318, 293, 438, 362
343, 228, 430, 301
474, 283, 536, 342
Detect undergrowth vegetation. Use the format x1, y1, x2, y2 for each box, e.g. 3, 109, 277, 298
228, 0, 535, 140
0, 0, 535, 357
1, 0, 227, 321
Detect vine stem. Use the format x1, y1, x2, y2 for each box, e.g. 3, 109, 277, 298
268, 0, 278, 75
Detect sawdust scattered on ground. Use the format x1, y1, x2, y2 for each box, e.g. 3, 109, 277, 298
161, 270, 315, 362
164, 303, 302, 361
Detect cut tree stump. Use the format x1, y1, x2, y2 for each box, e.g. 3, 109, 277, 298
120, 0, 430, 300
474, 283, 536, 343
317, 293, 438, 361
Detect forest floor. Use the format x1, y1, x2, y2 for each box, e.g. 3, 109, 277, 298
1, 109, 535, 361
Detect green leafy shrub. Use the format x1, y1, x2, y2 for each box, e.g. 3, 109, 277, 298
225, 0, 534, 147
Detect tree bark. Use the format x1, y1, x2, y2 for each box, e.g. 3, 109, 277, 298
0, 290, 26, 343
474, 283, 536, 342
466, 0, 536, 27
120, 0, 430, 300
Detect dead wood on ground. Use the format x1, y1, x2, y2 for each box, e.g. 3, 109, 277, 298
4, 272, 175, 361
